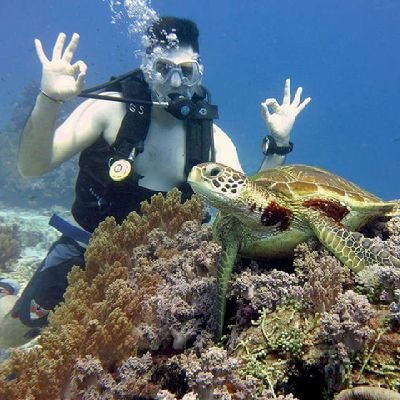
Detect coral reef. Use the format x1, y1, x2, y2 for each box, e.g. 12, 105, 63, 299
177, 347, 241, 399
0, 192, 399, 399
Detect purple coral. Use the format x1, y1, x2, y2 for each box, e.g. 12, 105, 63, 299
301, 255, 346, 314
179, 346, 241, 400
377, 265, 400, 303
382, 217, 400, 258
320, 290, 375, 354
356, 262, 400, 310
128, 221, 219, 351
231, 265, 303, 327
294, 242, 350, 314
153, 275, 215, 350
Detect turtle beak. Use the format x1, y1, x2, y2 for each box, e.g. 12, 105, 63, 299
188, 165, 201, 185
188, 165, 204, 194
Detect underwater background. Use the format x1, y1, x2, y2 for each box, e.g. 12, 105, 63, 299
0, 0, 400, 207
1, 3, 400, 399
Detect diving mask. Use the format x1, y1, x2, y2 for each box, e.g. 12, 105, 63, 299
151, 58, 202, 87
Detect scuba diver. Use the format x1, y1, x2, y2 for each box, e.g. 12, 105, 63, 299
0, 16, 311, 347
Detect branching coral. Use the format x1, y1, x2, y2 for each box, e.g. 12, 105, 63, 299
380, 217, 400, 258
64, 352, 161, 398
356, 263, 400, 305
129, 221, 219, 351
175, 346, 273, 400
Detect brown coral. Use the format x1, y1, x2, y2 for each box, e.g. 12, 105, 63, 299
0, 189, 210, 399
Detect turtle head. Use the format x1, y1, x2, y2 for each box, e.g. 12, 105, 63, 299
188, 163, 249, 209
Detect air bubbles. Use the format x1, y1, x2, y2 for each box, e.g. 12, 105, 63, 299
125, 0, 158, 37
104, 0, 124, 24
103, 0, 158, 52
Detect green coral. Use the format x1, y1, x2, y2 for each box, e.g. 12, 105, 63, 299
257, 304, 306, 358
235, 302, 317, 396
352, 320, 400, 392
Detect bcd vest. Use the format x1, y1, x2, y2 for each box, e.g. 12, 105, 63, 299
71, 69, 217, 232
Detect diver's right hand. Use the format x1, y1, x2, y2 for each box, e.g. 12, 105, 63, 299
35, 32, 87, 102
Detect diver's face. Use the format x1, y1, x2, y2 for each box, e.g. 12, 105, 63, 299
142, 45, 203, 101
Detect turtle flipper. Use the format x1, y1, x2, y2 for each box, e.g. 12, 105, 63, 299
303, 211, 400, 272
213, 215, 240, 340
215, 239, 240, 340
385, 199, 400, 217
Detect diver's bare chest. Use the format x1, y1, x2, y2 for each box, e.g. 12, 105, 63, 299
135, 122, 186, 173
103, 107, 186, 188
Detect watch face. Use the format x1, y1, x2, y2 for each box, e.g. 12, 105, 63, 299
262, 136, 271, 155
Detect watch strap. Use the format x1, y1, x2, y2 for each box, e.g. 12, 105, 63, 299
262, 135, 293, 156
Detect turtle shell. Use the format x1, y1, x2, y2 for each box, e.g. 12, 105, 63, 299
251, 164, 382, 208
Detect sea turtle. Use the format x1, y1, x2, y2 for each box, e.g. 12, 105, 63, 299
188, 163, 400, 339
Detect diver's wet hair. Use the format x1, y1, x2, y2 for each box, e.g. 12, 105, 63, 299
146, 16, 199, 53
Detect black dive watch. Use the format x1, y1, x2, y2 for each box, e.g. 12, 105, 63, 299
262, 135, 293, 156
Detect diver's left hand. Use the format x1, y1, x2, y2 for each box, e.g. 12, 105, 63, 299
261, 79, 311, 145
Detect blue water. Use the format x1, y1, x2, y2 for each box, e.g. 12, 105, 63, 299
1, 0, 399, 199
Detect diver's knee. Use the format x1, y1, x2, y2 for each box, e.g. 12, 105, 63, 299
0, 297, 41, 349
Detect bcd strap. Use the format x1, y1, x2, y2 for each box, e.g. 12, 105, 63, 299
184, 118, 216, 177
183, 89, 217, 177
49, 214, 92, 245
112, 70, 152, 159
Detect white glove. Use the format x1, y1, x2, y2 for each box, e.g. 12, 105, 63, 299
35, 32, 87, 102
261, 78, 311, 145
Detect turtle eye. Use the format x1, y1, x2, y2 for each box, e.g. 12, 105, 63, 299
206, 165, 222, 178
